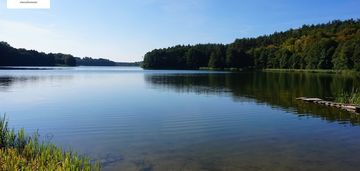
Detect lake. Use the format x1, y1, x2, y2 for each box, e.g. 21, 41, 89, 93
1, 67, 360, 171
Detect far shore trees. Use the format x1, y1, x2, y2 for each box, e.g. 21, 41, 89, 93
0, 42, 77, 67
143, 19, 360, 71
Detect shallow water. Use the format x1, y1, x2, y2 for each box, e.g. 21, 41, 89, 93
1, 67, 360, 171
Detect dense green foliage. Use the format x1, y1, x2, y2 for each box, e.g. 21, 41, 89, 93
143, 19, 360, 71
0, 42, 140, 67
0, 42, 76, 66
0, 115, 100, 170
76, 57, 117, 66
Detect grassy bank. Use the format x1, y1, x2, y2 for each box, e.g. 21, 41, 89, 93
0, 115, 100, 171
335, 89, 360, 106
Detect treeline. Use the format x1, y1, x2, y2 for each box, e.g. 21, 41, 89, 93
117, 61, 142, 66
76, 57, 117, 66
76, 57, 141, 66
0, 42, 76, 66
143, 19, 360, 71
0, 42, 128, 67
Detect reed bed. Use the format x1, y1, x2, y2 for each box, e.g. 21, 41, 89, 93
0, 115, 100, 171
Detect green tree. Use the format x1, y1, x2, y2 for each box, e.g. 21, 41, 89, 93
141, 19, 360, 71
277, 49, 292, 68
208, 46, 225, 68
185, 47, 202, 69
226, 45, 239, 68
332, 42, 354, 70
317, 39, 337, 69
352, 42, 360, 71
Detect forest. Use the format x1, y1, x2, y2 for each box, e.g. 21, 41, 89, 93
0, 42, 76, 66
75, 57, 141, 66
0, 42, 122, 67
75, 57, 117, 66
142, 19, 360, 71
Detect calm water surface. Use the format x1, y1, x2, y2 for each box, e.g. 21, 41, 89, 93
1, 67, 360, 171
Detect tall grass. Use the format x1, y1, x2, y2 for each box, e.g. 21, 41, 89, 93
335, 89, 360, 106
0, 115, 100, 171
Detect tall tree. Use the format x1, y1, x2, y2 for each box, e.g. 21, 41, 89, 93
186, 47, 202, 69
208, 46, 225, 68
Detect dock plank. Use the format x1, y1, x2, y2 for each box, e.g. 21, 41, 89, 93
296, 97, 360, 114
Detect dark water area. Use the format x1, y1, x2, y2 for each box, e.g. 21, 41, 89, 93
1, 67, 360, 171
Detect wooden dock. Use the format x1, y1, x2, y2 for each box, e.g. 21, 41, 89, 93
296, 97, 360, 114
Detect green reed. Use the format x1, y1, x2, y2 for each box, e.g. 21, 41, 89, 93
0, 115, 100, 171
335, 89, 360, 106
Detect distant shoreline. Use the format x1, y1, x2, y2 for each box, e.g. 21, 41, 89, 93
0, 67, 59, 70
0, 65, 140, 70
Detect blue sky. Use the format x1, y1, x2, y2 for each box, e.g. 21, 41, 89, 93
0, 0, 359, 62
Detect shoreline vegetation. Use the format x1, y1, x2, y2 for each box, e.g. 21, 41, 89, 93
336, 89, 360, 106
0, 42, 77, 67
76, 57, 141, 67
142, 19, 360, 72
0, 115, 100, 171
